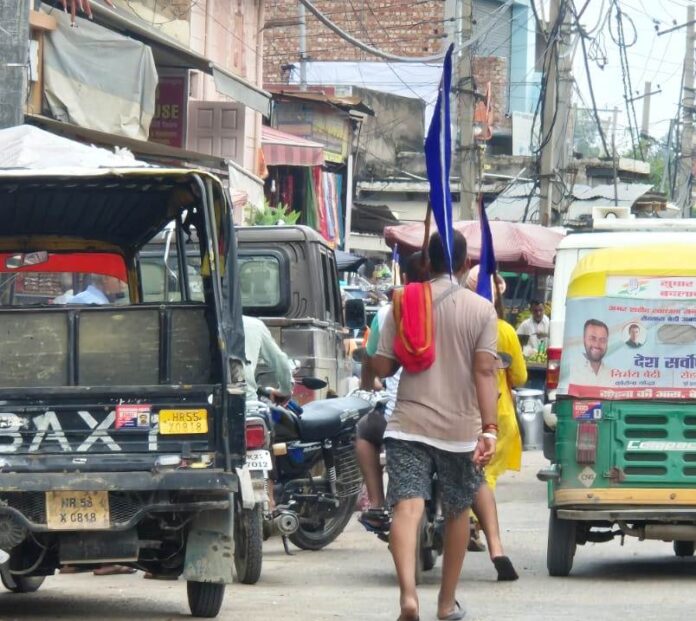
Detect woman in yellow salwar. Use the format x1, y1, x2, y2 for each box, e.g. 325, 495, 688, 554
486, 310, 526, 489
466, 266, 526, 581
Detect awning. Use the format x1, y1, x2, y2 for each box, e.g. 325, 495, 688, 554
86, 2, 271, 116
261, 126, 325, 167
334, 249, 366, 272
384, 220, 565, 272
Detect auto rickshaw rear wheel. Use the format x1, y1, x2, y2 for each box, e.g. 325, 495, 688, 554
673, 540, 695, 557
187, 581, 225, 618
547, 510, 577, 577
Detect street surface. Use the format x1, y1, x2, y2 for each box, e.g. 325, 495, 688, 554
2, 451, 695, 621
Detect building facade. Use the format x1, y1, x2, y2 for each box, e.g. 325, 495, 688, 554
24, 0, 269, 213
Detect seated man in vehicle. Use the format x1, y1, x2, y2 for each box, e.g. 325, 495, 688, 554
65, 274, 124, 305
356, 252, 429, 533
243, 315, 294, 403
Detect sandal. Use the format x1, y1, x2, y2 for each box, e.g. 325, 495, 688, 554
438, 600, 465, 620
493, 555, 519, 581
358, 507, 391, 533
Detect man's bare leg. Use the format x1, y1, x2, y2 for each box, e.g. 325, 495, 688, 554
472, 484, 503, 559
437, 509, 470, 619
356, 438, 385, 507
389, 497, 424, 621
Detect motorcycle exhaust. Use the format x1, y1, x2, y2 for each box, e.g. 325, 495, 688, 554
273, 510, 300, 536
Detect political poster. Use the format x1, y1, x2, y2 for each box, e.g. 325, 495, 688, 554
558, 276, 696, 400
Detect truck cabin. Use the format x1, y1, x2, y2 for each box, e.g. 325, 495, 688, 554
0, 169, 245, 467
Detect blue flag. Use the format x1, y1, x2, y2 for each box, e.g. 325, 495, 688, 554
424, 44, 455, 274
476, 199, 496, 301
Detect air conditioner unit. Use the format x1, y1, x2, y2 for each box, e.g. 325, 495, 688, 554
592, 206, 632, 221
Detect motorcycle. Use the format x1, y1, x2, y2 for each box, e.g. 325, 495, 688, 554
260, 382, 379, 551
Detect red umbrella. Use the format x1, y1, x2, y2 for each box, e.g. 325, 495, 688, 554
384, 220, 565, 272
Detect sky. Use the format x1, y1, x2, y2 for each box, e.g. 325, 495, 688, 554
572, 0, 693, 148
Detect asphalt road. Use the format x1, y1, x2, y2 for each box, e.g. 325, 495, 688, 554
2, 451, 695, 621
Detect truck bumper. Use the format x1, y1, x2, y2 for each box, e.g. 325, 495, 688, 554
0, 470, 237, 493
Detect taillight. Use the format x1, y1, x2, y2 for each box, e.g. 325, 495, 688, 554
546, 347, 562, 390
576, 422, 598, 464
245, 422, 266, 450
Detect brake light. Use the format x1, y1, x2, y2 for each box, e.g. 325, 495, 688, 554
546, 347, 562, 391
576, 422, 598, 465
245, 422, 266, 450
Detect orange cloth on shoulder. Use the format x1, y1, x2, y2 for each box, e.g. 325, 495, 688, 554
392, 282, 435, 373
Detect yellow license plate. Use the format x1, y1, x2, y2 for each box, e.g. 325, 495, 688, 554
158, 409, 208, 435
45, 491, 110, 530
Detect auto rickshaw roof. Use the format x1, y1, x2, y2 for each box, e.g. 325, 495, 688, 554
0, 167, 225, 252
567, 244, 696, 298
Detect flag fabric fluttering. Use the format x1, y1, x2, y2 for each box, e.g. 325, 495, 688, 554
424, 43, 455, 274
476, 198, 496, 302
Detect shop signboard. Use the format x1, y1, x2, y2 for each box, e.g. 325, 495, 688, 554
149, 73, 187, 148
275, 103, 349, 164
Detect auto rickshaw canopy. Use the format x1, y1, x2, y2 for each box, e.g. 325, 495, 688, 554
567, 244, 696, 299
0, 167, 228, 252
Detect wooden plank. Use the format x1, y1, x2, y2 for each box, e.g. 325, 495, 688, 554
29, 9, 57, 31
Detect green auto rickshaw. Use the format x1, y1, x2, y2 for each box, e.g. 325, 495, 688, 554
539, 244, 696, 575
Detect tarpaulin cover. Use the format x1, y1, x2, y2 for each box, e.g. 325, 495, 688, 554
43, 5, 157, 140
384, 220, 565, 272
0, 125, 146, 170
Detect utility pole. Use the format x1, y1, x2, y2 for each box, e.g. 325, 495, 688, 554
539, 0, 574, 226
641, 81, 652, 139
612, 106, 619, 207
676, 4, 695, 217
298, 2, 307, 90
660, 119, 674, 196
457, 0, 476, 220
0, 0, 30, 129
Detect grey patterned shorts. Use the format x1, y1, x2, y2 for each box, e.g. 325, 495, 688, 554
384, 438, 483, 519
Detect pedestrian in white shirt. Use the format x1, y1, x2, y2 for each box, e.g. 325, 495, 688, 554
516, 300, 549, 356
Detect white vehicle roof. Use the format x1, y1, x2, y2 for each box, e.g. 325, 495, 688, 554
557, 228, 696, 252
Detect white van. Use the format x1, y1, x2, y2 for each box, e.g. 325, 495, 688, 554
544, 219, 696, 426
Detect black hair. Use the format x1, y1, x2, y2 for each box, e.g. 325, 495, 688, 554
400, 251, 430, 284
530, 299, 543, 308
428, 230, 467, 275
584, 319, 608, 334
628, 323, 640, 330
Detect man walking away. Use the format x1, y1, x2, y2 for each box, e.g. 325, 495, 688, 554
372, 231, 499, 621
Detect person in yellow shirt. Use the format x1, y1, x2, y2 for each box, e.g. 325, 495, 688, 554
465, 266, 526, 581
486, 313, 527, 489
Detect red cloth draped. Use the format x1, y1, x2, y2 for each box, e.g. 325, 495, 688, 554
392, 282, 435, 373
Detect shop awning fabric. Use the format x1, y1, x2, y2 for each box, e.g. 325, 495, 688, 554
384, 220, 565, 272
261, 126, 325, 167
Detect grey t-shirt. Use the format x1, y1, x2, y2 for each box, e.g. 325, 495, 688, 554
377, 277, 498, 451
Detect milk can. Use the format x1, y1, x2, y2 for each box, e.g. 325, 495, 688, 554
516, 388, 544, 450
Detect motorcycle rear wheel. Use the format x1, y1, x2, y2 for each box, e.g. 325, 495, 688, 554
234, 504, 263, 585
289, 493, 357, 551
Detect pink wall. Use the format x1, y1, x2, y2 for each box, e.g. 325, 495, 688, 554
189, 0, 264, 173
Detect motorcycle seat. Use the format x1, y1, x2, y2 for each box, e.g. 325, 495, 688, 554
299, 397, 373, 442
